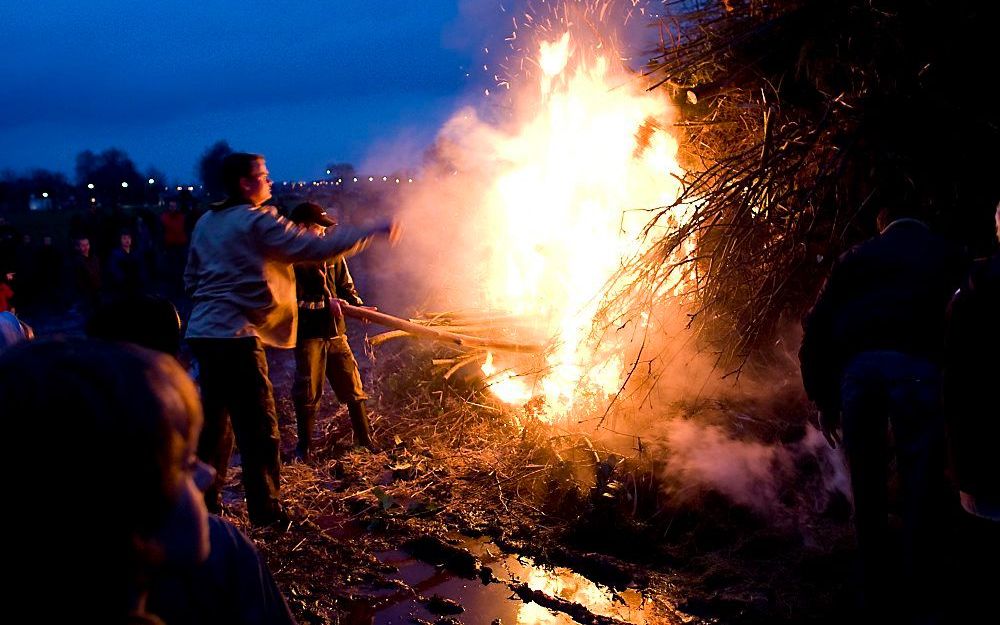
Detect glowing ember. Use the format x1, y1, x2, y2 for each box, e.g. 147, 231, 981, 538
467, 26, 692, 422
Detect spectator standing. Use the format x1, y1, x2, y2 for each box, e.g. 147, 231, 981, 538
69, 235, 103, 316
942, 203, 1000, 621
107, 230, 147, 297
160, 200, 190, 299
184, 152, 399, 527
799, 205, 965, 621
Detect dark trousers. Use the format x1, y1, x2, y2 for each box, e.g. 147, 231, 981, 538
189, 337, 283, 524
292, 335, 366, 452
840, 350, 949, 620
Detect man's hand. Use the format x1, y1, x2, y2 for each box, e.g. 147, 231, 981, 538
377, 219, 402, 245
819, 407, 842, 449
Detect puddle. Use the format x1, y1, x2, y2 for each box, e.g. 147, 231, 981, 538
359, 535, 658, 624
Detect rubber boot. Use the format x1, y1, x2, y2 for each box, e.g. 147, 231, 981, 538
348, 400, 375, 450
295, 408, 315, 463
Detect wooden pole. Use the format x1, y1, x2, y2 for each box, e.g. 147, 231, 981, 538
341, 303, 545, 354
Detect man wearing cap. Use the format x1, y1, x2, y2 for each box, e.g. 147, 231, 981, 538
288, 202, 375, 459
184, 153, 399, 528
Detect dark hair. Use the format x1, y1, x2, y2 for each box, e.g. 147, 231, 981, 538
0, 338, 203, 616
86, 294, 182, 356
221, 152, 264, 199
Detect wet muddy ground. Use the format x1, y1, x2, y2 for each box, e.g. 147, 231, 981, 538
215, 343, 862, 625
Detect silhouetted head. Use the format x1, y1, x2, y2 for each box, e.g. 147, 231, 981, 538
86, 294, 182, 356
221, 152, 271, 206
0, 338, 212, 619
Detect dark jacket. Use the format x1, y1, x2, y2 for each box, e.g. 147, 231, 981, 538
944, 253, 1000, 503
294, 257, 363, 340
800, 219, 965, 409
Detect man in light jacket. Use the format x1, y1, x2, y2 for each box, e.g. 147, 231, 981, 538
184, 152, 399, 528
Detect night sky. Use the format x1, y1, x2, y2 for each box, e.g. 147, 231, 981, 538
0, 1, 501, 183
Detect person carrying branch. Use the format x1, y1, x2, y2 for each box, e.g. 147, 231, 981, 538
184, 153, 399, 528
288, 202, 376, 460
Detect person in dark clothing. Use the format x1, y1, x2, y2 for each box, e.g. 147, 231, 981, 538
799, 206, 966, 622
34, 234, 63, 309
942, 203, 1000, 623
944, 207, 1000, 520
70, 235, 103, 315
108, 230, 147, 297
288, 202, 375, 461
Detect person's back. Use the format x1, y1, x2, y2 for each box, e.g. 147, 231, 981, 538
800, 209, 966, 622
801, 216, 965, 414
815, 218, 963, 362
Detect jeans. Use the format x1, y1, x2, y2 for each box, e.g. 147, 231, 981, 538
188, 337, 283, 524
840, 350, 948, 619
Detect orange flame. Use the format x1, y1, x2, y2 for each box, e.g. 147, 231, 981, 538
467, 31, 693, 421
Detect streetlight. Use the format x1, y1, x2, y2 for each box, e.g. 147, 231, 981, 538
87, 183, 95, 190
42, 192, 49, 198
121, 181, 129, 188
148, 178, 155, 185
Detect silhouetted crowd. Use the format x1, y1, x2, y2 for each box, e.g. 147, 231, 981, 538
0, 197, 198, 320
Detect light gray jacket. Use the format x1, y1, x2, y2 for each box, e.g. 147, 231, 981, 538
184, 203, 379, 348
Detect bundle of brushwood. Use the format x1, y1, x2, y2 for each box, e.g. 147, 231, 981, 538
342, 303, 546, 380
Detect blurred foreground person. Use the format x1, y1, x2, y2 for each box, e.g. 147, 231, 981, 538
85, 295, 299, 625
799, 203, 965, 622
0, 339, 214, 624
184, 152, 400, 527
288, 202, 375, 460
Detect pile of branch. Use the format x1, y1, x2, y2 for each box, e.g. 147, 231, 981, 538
601, 0, 998, 371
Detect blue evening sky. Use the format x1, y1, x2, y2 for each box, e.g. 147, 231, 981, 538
0, 1, 503, 183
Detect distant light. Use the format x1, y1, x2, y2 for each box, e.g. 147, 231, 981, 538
87, 183, 94, 189
90, 197, 96, 203
368, 177, 374, 182
187, 186, 194, 191
352, 177, 358, 182
395, 178, 400, 184
382, 176, 387, 181
176, 186, 183, 191
326, 169, 331, 175
408, 178, 413, 183
41, 192, 49, 198
148, 178, 155, 184
121, 181, 129, 188
283, 181, 288, 186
